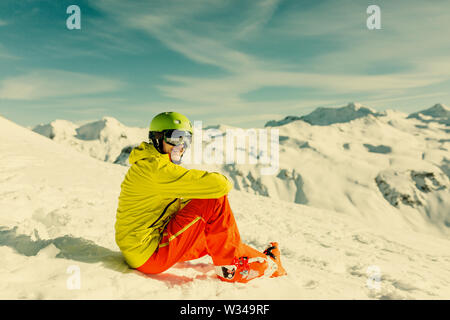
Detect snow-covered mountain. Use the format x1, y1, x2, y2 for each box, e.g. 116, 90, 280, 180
32, 117, 147, 163
265, 102, 383, 127
31, 103, 450, 237
194, 102, 450, 236
1, 114, 450, 299
32, 119, 78, 140
406, 103, 450, 126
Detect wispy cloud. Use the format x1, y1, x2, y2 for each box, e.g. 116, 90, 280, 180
233, 0, 281, 40
93, 0, 266, 72
90, 0, 449, 118
156, 69, 444, 115
0, 70, 123, 100
364, 92, 450, 107
211, 112, 283, 127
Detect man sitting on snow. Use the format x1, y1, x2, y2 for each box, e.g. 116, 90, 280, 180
115, 111, 286, 283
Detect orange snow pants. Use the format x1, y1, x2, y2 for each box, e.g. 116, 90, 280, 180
136, 195, 265, 274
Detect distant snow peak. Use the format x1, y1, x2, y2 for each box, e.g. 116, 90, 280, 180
346, 102, 364, 110
102, 116, 120, 123
345, 101, 382, 115
300, 102, 382, 126
421, 103, 449, 117
407, 103, 450, 126
33, 120, 77, 140
428, 103, 449, 114
265, 115, 302, 128
75, 116, 123, 141
265, 102, 382, 127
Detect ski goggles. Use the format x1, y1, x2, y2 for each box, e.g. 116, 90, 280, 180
162, 129, 192, 147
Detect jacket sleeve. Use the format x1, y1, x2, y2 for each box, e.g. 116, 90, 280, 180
149, 160, 233, 199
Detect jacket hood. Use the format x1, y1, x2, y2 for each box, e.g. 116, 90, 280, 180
129, 142, 170, 165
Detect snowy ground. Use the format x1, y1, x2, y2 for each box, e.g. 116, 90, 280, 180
1, 115, 449, 299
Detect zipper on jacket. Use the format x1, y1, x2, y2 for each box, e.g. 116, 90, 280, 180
148, 198, 178, 229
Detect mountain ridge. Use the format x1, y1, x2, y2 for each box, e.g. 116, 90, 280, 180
265, 102, 449, 128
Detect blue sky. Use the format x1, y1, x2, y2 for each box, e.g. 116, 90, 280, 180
0, 0, 449, 128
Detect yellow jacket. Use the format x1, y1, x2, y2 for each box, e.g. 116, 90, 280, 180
115, 142, 233, 268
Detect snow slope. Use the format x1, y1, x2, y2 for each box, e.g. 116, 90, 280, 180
1, 115, 450, 299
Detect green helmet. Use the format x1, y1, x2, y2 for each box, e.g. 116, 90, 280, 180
149, 111, 193, 154
149, 111, 192, 133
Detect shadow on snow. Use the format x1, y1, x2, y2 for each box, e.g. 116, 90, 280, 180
0, 226, 215, 285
